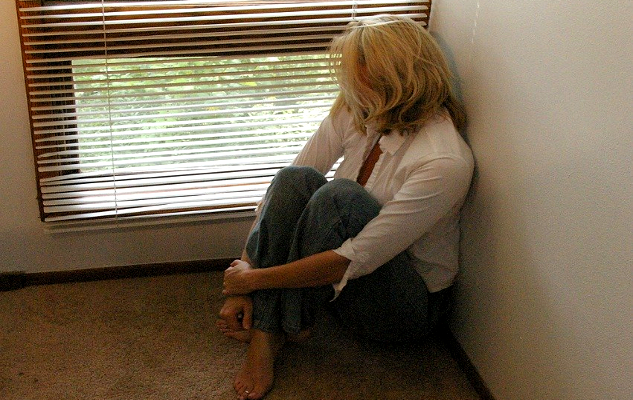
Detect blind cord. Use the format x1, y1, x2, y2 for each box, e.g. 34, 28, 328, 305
101, 0, 119, 220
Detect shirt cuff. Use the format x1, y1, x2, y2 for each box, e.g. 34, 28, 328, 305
330, 264, 352, 300
330, 239, 369, 300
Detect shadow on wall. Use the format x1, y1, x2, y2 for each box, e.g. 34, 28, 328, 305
431, 33, 471, 148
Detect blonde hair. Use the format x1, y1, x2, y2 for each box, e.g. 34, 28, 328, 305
329, 15, 466, 134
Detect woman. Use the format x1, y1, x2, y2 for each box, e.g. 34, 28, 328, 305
217, 15, 474, 400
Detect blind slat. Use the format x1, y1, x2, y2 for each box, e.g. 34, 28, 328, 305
42, 175, 275, 195
32, 115, 327, 137
37, 154, 302, 173
31, 102, 332, 128
21, 0, 425, 14
30, 94, 335, 118
40, 162, 291, 184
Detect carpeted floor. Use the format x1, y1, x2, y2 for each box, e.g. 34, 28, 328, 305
0, 272, 480, 400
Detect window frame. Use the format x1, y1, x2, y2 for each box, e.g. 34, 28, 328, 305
16, 0, 432, 223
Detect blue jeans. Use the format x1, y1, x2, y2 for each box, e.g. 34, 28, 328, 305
246, 166, 446, 343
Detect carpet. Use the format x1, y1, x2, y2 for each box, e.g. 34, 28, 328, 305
0, 272, 479, 400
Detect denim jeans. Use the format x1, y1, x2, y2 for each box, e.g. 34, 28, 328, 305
245, 166, 445, 343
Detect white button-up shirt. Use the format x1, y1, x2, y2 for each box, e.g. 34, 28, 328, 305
292, 109, 474, 295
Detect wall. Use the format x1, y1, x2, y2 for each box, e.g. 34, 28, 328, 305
430, 1, 632, 399
0, 1, 253, 273
3, 1, 632, 398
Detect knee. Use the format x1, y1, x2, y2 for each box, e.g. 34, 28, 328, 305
273, 166, 324, 186
263, 166, 328, 210
308, 179, 381, 223
312, 179, 374, 205
313, 178, 354, 197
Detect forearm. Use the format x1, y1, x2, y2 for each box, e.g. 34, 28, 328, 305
250, 250, 350, 290
241, 247, 252, 265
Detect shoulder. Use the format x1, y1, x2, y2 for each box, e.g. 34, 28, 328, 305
399, 116, 474, 188
328, 107, 355, 134
326, 107, 366, 149
408, 115, 473, 166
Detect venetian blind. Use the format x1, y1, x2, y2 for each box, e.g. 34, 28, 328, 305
16, 0, 432, 223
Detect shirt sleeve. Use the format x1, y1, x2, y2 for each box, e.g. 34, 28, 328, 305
292, 113, 345, 173
332, 155, 473, 293
255, 113, 346, 217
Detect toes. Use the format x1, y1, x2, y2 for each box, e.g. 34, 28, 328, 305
249, 381, 271, 399
233, 378, 245, 392
239, 388, 255, 400
234, 384, 249, 400
234, 375, 254, 400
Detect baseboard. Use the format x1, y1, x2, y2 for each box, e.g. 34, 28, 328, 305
1, 259, 232, 290
0, 271, 27, 291
437, 323, 496, 400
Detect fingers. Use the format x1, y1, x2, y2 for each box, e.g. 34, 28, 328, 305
242, 301, 253, 330
222, 270, 235, 296
218, 296, 254, 330
222, 276, 249, 297
228, 259, 252, 271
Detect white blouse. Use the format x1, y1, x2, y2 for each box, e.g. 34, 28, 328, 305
292, 109, 475, 295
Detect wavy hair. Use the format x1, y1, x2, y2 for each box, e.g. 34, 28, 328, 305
329, 15, 466, 134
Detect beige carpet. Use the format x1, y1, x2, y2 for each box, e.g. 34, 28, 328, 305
0, 272, 479, 400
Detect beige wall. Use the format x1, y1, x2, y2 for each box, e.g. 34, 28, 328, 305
0, 2, 252, 273
430, 1, 632, 399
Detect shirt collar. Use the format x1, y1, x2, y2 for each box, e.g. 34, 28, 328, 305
379, 130, 408, 155
365, 124, 408, 155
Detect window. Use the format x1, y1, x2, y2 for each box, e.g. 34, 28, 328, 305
16, 0, 432, 223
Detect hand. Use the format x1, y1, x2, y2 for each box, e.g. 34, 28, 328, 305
218, 295, 253, 331
223, 259, 255, 296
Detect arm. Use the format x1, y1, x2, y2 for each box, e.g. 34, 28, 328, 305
222, 250, 350, 296
292, 113, 346, 172
221, 113, 349, 295
332, 155, 474, 289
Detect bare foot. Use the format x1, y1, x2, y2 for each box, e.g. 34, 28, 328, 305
216, 319, 252, 343
233, 330, 285, 400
